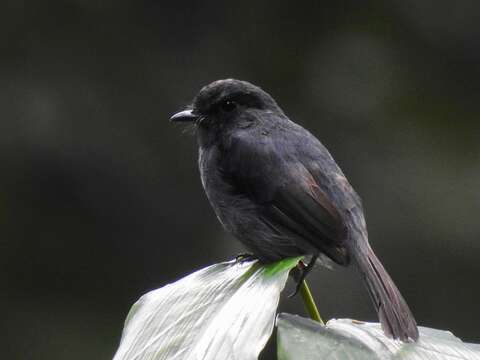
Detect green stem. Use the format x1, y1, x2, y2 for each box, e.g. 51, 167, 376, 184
299, 280, 324, 325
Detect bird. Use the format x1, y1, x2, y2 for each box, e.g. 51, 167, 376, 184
169, 78, 419, 341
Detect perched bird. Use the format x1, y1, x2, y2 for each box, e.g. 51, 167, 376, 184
170, 79, 418, 341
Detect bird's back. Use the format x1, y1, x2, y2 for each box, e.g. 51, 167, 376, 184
198, 117, 364, 263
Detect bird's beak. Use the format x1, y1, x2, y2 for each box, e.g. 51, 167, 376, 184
169, 109, 199, 123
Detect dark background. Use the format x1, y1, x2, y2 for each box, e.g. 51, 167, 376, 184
2, 1, 480, 359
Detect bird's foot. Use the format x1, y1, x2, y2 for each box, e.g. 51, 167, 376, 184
234, 252, 257, 264
288, 255, 318, 298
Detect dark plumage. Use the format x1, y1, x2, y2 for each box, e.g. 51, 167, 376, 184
170, 79, 419, 341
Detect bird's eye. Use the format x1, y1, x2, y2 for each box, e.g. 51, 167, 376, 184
220, 100, 237, 112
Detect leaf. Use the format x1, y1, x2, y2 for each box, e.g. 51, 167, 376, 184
277, 313, 480, 360
113, 257, 302, 360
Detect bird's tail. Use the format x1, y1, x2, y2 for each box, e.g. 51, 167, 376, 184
349, 242, 419, 341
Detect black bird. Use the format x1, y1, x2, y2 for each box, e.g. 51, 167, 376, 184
170, 79, 418, 341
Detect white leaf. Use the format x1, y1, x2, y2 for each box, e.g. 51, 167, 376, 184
277, 313, 480, 360
114, 257, 301, 360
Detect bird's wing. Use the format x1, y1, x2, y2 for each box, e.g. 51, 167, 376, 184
220, 129, 351, 264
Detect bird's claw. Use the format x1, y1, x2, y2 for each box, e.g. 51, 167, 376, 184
288, 255, 318, 297
234, 253, 257, 263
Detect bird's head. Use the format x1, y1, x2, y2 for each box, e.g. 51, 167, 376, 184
170, 79, 284, 145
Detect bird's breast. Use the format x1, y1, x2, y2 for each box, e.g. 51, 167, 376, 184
198, 145, 257, 234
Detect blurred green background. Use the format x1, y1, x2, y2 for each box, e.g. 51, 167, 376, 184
2, 1, 479, 359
